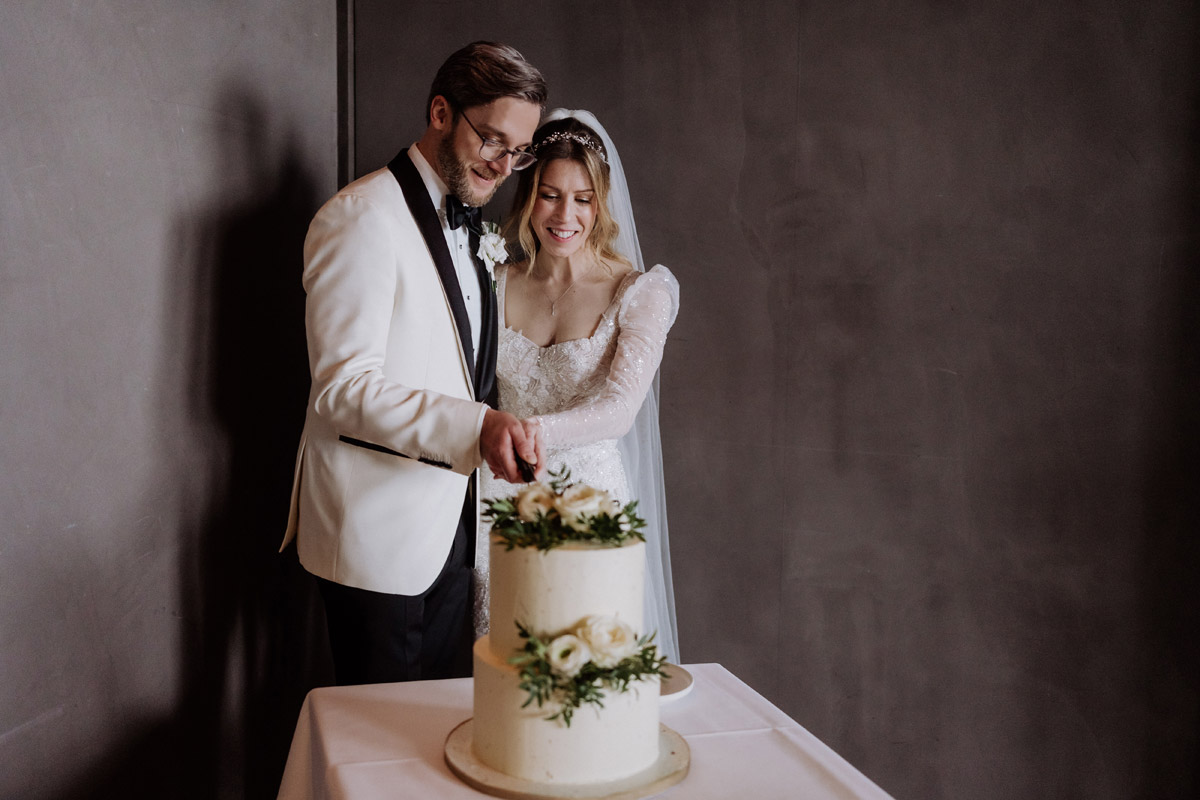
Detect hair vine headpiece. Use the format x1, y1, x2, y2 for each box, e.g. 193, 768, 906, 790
535, 131, 608, 164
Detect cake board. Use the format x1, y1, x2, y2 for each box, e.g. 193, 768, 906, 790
444, 719, 690, 800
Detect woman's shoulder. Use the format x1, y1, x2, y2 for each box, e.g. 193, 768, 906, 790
634, 264, 677, 288
625, 265, 678, 300
617, 265, 679, 326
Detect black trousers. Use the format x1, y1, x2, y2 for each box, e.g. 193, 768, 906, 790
316, 489, 476, 685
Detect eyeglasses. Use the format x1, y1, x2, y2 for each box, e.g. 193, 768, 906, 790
459, 112, 537, 171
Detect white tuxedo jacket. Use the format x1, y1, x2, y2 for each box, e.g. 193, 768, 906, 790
281, 148, 496, 595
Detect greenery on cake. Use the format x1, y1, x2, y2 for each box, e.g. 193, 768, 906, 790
483, 469, 646, 551
510, 617, 668, 726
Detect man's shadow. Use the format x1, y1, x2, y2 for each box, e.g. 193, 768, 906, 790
50, 84, 334, 800
173, 87, 334, 799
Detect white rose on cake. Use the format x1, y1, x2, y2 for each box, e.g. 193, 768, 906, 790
579, 616, 639, 667
555, 484, 613, 532
546, 634, 592, 678
515, 482, 556, 522
616, 500, 633, 531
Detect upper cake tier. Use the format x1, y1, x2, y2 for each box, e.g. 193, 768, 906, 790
487, 538, 647, 655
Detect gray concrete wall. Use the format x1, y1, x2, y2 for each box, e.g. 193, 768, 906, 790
349, 2, 1198, 798
0, 2, 337, 798
2, 2, 1196, 799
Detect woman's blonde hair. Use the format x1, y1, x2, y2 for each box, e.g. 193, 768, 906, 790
506, 118, 630, 275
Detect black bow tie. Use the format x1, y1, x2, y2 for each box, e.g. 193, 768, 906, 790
445, 195, 482, 232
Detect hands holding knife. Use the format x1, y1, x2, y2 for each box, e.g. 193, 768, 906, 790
480, 408, 545, 484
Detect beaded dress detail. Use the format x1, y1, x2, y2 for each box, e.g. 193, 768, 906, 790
474, 263, 680, 636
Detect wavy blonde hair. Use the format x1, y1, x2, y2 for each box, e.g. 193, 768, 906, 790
506, 118, 630, 275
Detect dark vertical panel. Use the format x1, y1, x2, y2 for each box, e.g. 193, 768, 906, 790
338, 0, 355, 186
351, 1, 1199, 798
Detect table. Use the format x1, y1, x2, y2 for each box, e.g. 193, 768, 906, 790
277, 663, 895, 800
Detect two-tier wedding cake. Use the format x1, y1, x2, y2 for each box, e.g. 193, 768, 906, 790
473, 536, 660, 783
445, 475, 688, 796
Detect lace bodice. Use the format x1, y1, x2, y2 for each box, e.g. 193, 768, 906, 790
495, 263, 680, 450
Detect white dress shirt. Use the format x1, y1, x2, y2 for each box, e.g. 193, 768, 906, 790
408, 145, 483, 356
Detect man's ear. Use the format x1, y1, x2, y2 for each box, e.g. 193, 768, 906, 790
429, 95, 453, 132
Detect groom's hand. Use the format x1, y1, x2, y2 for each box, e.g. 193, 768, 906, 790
481, 409, 539, 483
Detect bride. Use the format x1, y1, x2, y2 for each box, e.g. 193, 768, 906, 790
476, 109, 681, 664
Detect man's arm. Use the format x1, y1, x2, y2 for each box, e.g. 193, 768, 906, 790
304, 191, 485, 474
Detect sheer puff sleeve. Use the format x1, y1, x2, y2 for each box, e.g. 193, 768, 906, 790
533, 265, 679, 446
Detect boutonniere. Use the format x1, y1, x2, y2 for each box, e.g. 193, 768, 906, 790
476, 222, 509, 286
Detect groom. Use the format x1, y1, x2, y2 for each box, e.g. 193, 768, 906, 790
281, 42, 546, 685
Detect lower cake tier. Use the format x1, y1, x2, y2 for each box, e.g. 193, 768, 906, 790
472, 636, 660, 785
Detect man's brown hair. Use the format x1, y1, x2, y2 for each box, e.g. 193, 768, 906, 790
426, 41, 547, 122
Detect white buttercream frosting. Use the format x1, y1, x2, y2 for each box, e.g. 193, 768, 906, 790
472, 537, 660, 784
487, 538, 645, 655
472, 639, 660, 783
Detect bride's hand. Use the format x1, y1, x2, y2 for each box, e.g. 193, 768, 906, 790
521, 419, 546, 481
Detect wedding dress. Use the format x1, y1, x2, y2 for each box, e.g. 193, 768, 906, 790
475, 261, 680, 661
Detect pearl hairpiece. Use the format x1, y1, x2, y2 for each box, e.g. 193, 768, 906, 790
535, 131, 608, 164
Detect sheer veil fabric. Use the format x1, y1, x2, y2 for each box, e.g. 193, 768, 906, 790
541, 109, 680, 663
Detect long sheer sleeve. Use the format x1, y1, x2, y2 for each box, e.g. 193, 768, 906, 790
533, 266, 679, 447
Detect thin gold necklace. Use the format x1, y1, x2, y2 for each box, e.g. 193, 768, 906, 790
540, 263, 593, 316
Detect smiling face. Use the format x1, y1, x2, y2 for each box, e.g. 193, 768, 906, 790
530, 159, 597, 260
433, 95, 540, 208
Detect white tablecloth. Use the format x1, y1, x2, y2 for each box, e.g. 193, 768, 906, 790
277, 663, 895, 800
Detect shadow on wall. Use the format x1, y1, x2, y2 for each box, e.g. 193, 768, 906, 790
54, 83, 332, 800
173, 86, 331, 800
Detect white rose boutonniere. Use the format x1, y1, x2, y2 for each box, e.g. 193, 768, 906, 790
476, 221, 509, 276
546, 633, 592, 678
555, 484, 612, 532
515, 482, 556, 522
579, 615, 639, 667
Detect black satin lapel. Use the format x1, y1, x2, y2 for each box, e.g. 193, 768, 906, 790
388, 148, 476, 386
470, 228, 499, 405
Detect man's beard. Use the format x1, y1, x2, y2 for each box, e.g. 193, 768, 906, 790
437, 128, 502, 208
